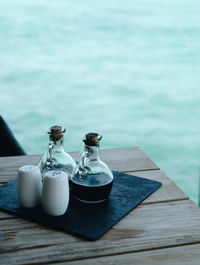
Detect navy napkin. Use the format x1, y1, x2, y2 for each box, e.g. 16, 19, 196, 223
0, 171, 161, 240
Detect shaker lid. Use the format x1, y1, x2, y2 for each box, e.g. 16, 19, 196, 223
83, 132, 102, 146
44, 170, 69, 181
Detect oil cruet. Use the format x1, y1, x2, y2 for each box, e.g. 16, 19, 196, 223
38, 126, 76, 180
71, 133, 113, 203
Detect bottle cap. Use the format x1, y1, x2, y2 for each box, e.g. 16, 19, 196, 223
48, 126, 66, 141
83, 132, 102, 146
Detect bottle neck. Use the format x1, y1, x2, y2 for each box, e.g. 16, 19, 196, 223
85, 144, 100, 161
50, 135, 64, 152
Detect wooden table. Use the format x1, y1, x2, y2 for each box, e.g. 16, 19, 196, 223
0, 147, 200, 265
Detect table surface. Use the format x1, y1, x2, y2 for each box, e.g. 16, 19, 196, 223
0, 147, 200, 265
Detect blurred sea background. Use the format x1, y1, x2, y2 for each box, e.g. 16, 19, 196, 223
0, 0, 200, 203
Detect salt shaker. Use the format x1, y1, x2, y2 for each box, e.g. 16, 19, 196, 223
42, 170, 69, 216
17, 165, 42, 208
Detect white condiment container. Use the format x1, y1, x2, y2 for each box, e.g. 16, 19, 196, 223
17, 165, 42, 208
42, 170, 69, 216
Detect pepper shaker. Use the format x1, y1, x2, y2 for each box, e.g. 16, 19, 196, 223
42, 170, 69, 216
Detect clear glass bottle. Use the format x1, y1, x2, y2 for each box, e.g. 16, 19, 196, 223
71, 132, 113, 203
38, 126, 76, 180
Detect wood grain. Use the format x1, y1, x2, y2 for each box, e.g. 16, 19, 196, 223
0, 168, 188, 210
0, 200, 200, 264
131, 170, 189, 204
55, 244, 200, 265
0, 154, 41, 184
0, 148, 198, 265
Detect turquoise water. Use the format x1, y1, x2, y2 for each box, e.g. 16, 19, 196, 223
0, 0, 200, 203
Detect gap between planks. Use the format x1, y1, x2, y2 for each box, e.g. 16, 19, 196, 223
0, 196, 191, 222
124, 168, 160, 173
0, 167, 190, 222
1, 200, 200, 264
0, 168, 160, 185
10, 240, 200, 265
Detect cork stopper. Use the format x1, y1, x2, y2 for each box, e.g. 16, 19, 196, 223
83, 132, 102, 146
48, 126, 65, 141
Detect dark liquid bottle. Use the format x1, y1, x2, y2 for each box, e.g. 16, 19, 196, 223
71, 133, 113, 203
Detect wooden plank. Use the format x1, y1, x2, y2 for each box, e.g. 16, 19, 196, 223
96, 147, 159, 173
0, 155, 41, 184
55, 244, 200, 265
0, 200, 200, 264
131, 170, 189, 204
0, 147, 159, 184
0, 168, 188, 213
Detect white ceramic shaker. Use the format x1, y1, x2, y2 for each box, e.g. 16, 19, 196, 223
17, 165, 42, 208
42, 170, 69, 216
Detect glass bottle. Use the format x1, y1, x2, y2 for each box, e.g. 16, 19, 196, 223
38, 126, 76, 180
71, 132, 113, 203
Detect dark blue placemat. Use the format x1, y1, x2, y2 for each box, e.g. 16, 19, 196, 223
0, 171, 161, 240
